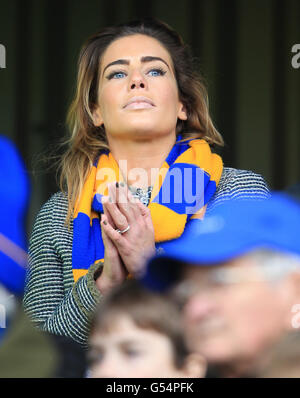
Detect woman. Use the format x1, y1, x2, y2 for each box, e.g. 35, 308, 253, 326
23, 19, 269, 347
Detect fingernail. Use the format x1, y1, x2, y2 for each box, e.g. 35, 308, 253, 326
116, 182, 119, 188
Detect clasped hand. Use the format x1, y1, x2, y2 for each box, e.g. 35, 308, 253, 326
96, 182, 156, 294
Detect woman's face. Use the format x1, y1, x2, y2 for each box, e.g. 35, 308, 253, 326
93, 34, 187, 141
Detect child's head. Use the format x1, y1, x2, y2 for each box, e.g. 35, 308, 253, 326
88, 280, 206, 378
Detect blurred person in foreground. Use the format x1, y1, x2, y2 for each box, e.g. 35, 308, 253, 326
0, 135, 56, 377
258, 331, 300, 377
0, 136, 86, 377
88, 279, 206, 378
141, 193, 300, 377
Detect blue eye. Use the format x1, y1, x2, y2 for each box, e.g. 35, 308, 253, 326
107, 67, 166, 80
114, 72, 125, 79
148, 68, 166, 77
107, 71, 126, 80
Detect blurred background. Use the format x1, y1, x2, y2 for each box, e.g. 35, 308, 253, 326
0, 0, 299, 236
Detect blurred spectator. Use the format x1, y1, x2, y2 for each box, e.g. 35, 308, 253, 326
0, 136, 87, 377
141, 193, 300, 377
88, 279, 206, 378
258, 332, 300, 378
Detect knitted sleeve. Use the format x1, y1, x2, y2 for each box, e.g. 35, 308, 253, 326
23, 193, 103, 347
206, 167, 270, 213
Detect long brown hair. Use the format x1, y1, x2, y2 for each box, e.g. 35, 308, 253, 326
60, 18, 224, 226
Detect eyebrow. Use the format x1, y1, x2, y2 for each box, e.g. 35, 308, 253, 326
90, 340, 145, 352
102, 56, 170, 76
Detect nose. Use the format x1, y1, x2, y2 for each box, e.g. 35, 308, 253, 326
131, 81, 145, 89
129, 70, 147, 90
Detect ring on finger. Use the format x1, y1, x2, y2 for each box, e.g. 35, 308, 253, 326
116, 224, 130, 234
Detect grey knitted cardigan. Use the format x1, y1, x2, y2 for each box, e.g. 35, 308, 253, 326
23, 167, 270, 347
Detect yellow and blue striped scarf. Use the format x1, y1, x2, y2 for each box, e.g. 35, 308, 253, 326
72, 138, 223, 282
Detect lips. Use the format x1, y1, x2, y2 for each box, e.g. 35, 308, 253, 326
123, 96, 155, 109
